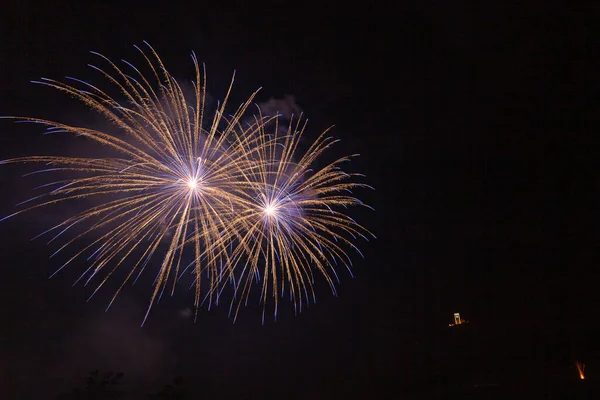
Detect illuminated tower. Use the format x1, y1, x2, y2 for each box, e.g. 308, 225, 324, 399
454, 312, 461, 325
449, 312, 468, 327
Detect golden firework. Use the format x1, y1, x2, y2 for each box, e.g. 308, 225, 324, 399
1, 43, 373, 323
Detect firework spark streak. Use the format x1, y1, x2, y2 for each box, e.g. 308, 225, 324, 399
576, 361, 585, 380
1, 43, 374, 324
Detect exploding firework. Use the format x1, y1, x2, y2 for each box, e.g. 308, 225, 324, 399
1, 43, 373, 323
197, 113, 375, 321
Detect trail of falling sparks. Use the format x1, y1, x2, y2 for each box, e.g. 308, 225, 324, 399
1, 43, 374, 324
576, 361, 585, 380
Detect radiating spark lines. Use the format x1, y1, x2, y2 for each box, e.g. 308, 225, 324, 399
1, 43, 374, 324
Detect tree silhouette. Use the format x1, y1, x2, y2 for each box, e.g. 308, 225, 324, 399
148, 375, 186, 399
55, 370, 190, 399
55, 370, 124, 399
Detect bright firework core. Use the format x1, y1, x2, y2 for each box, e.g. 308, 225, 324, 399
264, 205, 276, 216
187, 179, 198, 190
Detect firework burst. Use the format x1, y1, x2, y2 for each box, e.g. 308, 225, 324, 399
198, 113, 375, 322
1, 43, 374, 323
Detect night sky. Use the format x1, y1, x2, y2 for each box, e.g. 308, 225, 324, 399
1, 2, 597, 399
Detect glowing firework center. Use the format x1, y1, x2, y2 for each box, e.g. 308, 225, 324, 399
264, 204, 277, 217
187, 178, 198, 190
181, 158, 208, 195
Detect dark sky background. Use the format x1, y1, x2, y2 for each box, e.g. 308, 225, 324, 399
0, 2, 598, 399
